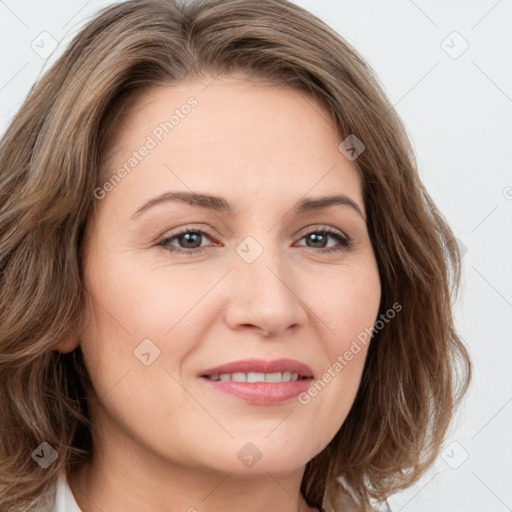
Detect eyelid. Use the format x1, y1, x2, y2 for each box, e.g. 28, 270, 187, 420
156, 224, 218, 246
157, 223, 353, 255
159, 223, 350, 239
299, 224, 351, 242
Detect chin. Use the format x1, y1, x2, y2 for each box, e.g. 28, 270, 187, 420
195, 435, 322, 477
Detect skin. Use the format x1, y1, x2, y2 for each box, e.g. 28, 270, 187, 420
58, 74, 381, 512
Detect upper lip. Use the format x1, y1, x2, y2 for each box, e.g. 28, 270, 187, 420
200, 358, 314, 378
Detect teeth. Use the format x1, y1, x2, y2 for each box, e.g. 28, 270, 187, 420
247, 372, 265, 383
206, 372, 300, 382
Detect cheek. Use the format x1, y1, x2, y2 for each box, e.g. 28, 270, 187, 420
82, 245, 205, 340
78, 246, 216, 401
78, 271, 197, 447
298, 257, 380, 423
312, 256, 381, 355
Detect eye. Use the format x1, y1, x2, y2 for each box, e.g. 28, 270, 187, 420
295, 227, 353, 253
156, 225, 353, 256
157, 226, 216, 256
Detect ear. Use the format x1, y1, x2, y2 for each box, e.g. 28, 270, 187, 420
53, 330, 81, 354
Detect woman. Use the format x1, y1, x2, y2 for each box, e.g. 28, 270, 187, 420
0, 0, 471, 510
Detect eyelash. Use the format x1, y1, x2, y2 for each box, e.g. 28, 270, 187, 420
156, 225, 353, 256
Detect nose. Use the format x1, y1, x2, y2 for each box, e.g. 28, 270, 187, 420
223, 245, 308, 339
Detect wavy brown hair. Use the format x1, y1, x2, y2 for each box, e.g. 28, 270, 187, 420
0, 0, 471, 510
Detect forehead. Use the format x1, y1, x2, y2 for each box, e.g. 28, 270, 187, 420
98, 75, 364, 217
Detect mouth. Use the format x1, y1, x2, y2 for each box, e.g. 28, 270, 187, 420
200, 357, 314, 380
199, 358, 314, 405
203, 371, 308, 382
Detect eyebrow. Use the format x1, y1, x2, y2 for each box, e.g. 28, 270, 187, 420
131, 191, 365, 220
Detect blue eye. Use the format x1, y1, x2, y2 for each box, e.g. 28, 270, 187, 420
157, 228, 214, 256
157, 226, 353, 256
297, 227, 352, 253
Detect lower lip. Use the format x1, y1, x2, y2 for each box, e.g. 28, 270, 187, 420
200, 377, 313, 404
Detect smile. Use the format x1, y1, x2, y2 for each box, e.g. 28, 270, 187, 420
205, 372, 303, 382
199, 358, 314, 404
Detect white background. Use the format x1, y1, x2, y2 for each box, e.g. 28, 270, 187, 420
1, 1, 511, 510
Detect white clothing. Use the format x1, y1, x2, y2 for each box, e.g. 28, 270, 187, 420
40, 474, 82, 512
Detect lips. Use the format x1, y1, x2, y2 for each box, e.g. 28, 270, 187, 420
200, 358, 314, 378
199, 358, 314, 405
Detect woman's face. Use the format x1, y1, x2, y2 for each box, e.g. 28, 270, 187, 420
78, 75, 381, 476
